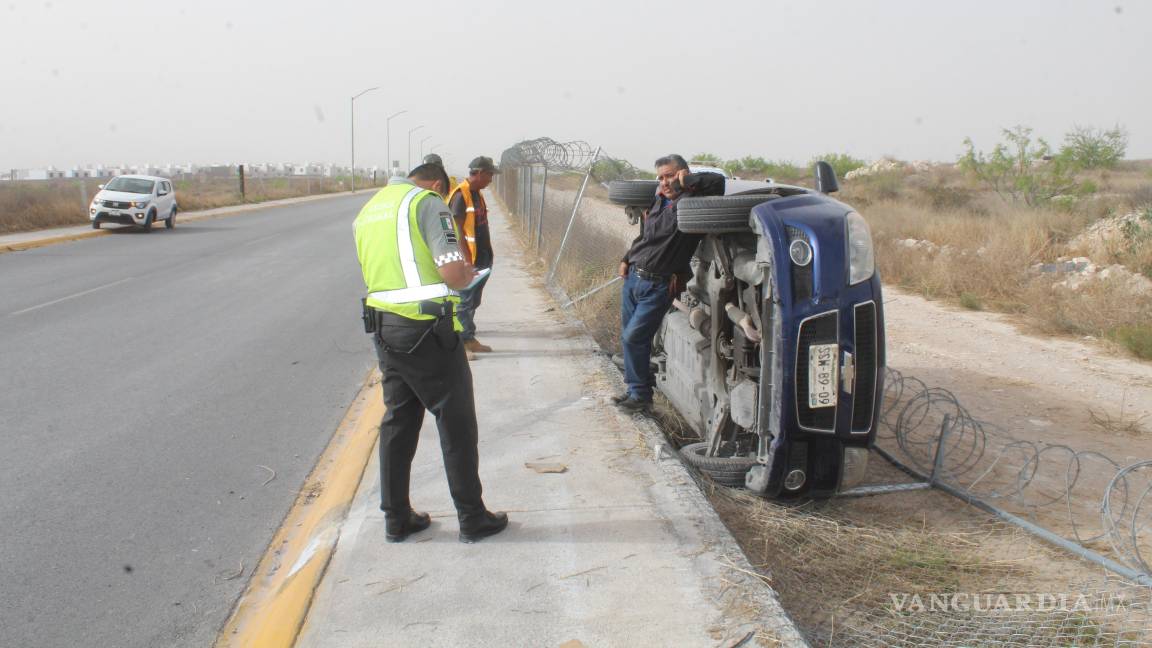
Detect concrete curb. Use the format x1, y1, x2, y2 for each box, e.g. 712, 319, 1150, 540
0, 189, 375, 255
214, 370, 382, 648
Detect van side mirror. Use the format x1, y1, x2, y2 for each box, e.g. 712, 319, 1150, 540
814, 161, 839, 194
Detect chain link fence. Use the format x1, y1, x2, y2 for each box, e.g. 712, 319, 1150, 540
493, 136, 1152, 645
495, 138, 645, 351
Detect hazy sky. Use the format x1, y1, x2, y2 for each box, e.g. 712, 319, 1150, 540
1, 0, 1148, 175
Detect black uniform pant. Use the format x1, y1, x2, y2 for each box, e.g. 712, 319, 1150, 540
372, 317, 485, 520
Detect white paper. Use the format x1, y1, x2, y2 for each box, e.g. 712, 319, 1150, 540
464, 267, 491, 291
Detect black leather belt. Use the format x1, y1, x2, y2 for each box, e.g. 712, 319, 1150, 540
376, 310, 435, 329
633, 266, 670, 282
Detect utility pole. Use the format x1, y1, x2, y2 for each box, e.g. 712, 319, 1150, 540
419, 136, 433, 161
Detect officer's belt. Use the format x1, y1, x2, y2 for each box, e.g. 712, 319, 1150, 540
375, 310, 435, 328
369, 283, 457, 304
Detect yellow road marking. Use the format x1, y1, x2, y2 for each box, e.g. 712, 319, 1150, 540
215, 370, 382, 648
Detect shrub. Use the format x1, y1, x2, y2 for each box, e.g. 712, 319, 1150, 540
591, 158, 650, 182
1111, 325, 1152, 360
763, 160, 804, 180
690, 153, 723, 165
959, 292, 983, 310
1060, 125, 1128, 170
959, 125, 1089, 206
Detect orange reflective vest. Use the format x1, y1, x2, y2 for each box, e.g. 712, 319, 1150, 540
447, 178, 484, 263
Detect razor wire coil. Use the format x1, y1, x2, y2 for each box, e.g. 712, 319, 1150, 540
881, 368, 1152, 580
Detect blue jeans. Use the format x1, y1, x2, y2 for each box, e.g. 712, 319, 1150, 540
620, 268, 672, 402
457, 269, 490, 342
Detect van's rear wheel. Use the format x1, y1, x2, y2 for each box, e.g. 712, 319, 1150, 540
608, 180, 659, 206
165, 209, 176, 229
677, 195, 776, 234
680, 441, 757, 487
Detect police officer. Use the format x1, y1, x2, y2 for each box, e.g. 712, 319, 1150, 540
353, 162, 508, 543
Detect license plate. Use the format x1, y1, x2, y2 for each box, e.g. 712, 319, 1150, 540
109, 211, 121, 216
808, 343, 839, 408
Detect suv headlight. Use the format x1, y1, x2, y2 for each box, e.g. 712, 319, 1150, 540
846, 211, 875, 284
133, 201, 149, 209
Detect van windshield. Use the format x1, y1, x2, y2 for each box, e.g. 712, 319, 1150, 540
105, 178, 155, 194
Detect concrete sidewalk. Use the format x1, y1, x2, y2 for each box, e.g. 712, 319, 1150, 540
294, 195, 806, 647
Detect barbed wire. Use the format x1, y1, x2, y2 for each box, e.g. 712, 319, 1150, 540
880, 368, 1152, 581
499, 137, 598, 171
499, 137, 642, 180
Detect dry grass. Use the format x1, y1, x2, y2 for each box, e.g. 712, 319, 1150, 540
709, 488, 1021, 640
0, 175, 379, 235
841, 162, 1152, 359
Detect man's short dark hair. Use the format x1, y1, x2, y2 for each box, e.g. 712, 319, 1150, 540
655, 154, 689, 170
409, 163, 450, 189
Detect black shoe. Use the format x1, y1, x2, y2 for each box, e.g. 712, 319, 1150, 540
611, 391, 631, 404
458, 510, 509, 543
616, 397, 653, 414
385, 510, 431, 543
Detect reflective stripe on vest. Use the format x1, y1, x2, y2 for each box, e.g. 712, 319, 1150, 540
395, 186, 428, 289
368, 283, 455, 304
447, 179, 478, 261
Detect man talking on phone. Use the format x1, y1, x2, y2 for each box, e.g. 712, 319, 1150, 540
614, 154, 725, 414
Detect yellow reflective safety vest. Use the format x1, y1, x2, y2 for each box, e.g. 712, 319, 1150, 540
446, 178, 481, 263
353, 183, 461, 326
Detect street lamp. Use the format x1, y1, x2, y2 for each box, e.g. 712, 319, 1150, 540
407, 125, 425, 172
385, 109, 407, 177
350, 86, 379, 192
419, 136, 433, 160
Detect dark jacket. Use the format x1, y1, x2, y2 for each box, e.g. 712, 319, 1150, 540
622, 172, 725, 276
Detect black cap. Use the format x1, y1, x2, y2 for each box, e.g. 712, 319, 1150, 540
422, 153, 444, 166
468, 156, 500, 175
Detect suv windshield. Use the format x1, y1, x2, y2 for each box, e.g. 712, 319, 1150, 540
105, 178, 155, 194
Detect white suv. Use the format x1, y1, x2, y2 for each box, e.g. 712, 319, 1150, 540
90, 175, 178, 231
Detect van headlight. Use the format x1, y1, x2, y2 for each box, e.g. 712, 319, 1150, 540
846, 211, 875, 284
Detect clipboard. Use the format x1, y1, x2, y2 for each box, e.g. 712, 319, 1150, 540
464, 267, 491, 291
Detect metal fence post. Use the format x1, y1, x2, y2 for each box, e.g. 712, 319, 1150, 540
547, 146, 601, 285
523, 166, 529, 224
930, 414, 952, 486
537, 166, 547, 251
527, 165, 534, 233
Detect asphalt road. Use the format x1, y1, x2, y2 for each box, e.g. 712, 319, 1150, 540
0, 194, 378, 648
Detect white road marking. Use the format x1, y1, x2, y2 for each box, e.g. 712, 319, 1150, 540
9, 277, 134, 316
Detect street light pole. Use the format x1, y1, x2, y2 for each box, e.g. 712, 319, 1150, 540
407, 125, 425, 172
385, 109, 407, 178
350, 86, 379, 192
419, 136, 433, 160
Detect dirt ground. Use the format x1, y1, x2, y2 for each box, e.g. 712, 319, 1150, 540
883, 287, 1152, 455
